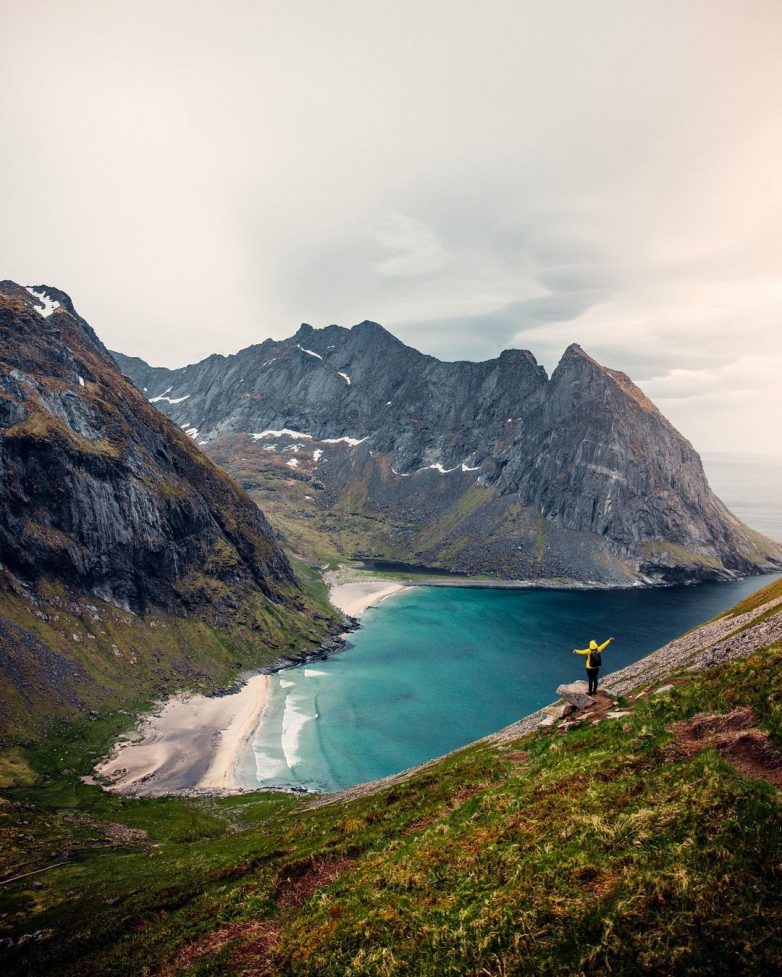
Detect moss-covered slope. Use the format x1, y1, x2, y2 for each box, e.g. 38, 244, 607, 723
0, 282, 341, 737
2, 579, 781, 976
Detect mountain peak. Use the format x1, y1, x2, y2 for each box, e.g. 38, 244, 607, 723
351, 320, 398, 339
101, 306, 782, 585
558, 342, 600, 367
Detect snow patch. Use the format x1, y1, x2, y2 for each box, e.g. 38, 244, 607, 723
313, 448, 324, 461
461, 460, 482, 472
322, 436, 367, 446
251, 429, 313, 440
151, 390, 191, 404
78, 376, 85, 387
338, 371, 351, 385
297, 344, 323, 360
287, 458, 299, 468
393, 460, 464, 476
25, 287, 60, 317
184, 427, 198, 439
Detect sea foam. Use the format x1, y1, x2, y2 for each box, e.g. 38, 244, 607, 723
281, 695, 314, 770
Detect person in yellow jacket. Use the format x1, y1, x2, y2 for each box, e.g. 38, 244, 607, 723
573, 637, 614, 694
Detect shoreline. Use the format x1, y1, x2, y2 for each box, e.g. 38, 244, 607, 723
325, 568, 416, 618
95, 673, 270, 797
92, 571, 417, 798
94, 568, 781, 798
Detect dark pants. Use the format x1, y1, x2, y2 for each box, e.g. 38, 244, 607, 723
586, 667, 600, 694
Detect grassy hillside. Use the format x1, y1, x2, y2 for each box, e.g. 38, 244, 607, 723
1, 579, 781, 976
0, 560, 337, 742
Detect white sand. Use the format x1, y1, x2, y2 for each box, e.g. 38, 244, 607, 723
95, 673, 269, 796
94, 571, 413, 796
325, 571, 413, 617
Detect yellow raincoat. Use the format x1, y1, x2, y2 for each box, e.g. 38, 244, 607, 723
573, 637, 613, 669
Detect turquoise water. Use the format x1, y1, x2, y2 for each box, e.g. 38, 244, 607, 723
237, 573, 780, 793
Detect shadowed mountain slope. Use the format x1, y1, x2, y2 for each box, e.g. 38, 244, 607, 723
0, 282, 338, 734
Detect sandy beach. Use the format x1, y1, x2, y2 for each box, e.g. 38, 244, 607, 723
95, 673, 269, 796
325, 569, 414, 617
94, 571, 411, 796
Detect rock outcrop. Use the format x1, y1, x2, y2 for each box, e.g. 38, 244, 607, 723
113, 320, 782, 585
0, 281, 297, 616
555, 682, 597, 710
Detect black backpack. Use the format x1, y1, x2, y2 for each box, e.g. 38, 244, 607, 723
590, 651, 602, 668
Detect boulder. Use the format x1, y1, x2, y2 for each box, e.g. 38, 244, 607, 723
556, 682, 596, 710
542, 702, 575, 721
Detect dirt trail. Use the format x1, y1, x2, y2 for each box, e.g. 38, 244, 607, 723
669, 706, 782, 788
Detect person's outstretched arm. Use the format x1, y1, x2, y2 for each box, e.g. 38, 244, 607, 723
597, 637, 615, 652
573, 647, 590, 655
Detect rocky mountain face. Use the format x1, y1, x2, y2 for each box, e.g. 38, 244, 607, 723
114, 321, 782, 586
0, 281, 299, 613
0, 282, 336, 732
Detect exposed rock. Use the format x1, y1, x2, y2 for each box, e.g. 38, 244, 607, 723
602, 596, 782, 697
0, 281, 296, 615
113, 324, 782, 585
542, 701, 575, 721
0, 282, 336, 734
555, 682, 597, 710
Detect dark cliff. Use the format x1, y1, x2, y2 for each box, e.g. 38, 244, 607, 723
0, 282, 343, 735
114, 321, 782, 585
0, 281, 297, 614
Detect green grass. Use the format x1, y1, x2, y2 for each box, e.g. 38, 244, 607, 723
642, 540, 722, 570
0, 556, 340, 764
1, 579, 781, 975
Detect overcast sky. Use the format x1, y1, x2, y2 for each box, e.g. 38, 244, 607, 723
2, 1, 781, 454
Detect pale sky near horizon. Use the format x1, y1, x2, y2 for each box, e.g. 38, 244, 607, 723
2, 1, 781, 455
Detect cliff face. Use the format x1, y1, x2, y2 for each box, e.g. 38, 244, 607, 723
500, 344, 769, 580
0, 281, 296, 615
114, 321, 782, 585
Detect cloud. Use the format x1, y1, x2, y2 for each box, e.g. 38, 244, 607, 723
0, 0, 780, 453
371, 213, 446, 277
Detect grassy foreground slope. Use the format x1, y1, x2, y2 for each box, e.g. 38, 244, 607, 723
2, 578, 782, 976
